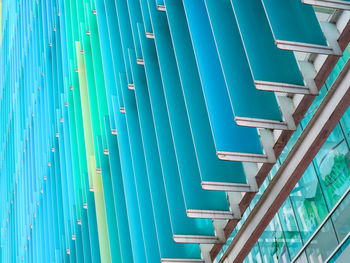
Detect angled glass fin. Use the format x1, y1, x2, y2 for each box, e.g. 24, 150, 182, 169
261, 0, 332, 54
182, 0, 267, 159
204, 0, 283, 123
230, 0, 305, 88
161, 0, 248, 185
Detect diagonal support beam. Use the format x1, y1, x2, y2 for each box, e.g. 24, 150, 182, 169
220, 60, 350, 263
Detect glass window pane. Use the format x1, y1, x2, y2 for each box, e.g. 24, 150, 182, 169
301, 85, 328, 127
243, 243, 263, 263
294, 251, 308, 263
279, 125, 303, 163
331, 192, 350, 241
328, 235, 350, 263
325, 45, 350, 88
305, 220, 338, 263
258, 217, 287, 262
313, 124, 350, 208
340, 106, 350, 146
289, 165, 328, 242
278, 198, 303, 259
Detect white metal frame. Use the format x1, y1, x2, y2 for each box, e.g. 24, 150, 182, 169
303, 0, 350, 10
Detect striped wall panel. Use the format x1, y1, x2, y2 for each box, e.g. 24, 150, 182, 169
0, 0, 348, 262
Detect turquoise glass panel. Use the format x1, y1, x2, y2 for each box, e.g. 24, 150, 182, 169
182, 0, 263, 154
163, 0, 247, 184
103, 0, 126, 109
137, 22, 215, 236
204, 0, 283, 121
86, 191, 102, 262
128, 47, 202, 260
105, 120, 134, 263
1, 1, 349, 262
97, 137, 122, 263
341, 107, 350, 146
145, 0, 231, 212
138, 0, 153, 34
96, 0, 119, 130
113, 0, 135, 84
114, 74, 161, 263
261, 0, 328, 46
126, 0, 144, 60
111, 96, 148, 263
230, 0, 305, 86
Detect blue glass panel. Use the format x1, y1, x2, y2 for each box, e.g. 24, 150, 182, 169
145, 0, 231, 212
182, 0, 263, 154
127, 0, 145, 60
128, 47, 202, 260
137, 0, 153, 33
105, 120, 134, 262
96, 137, 122, 263
230, 0, 305, 86
112, 0, 134, 84
111, 96, 147, 263
117, 73, 161, 263
261, 0, 327, 46
204, 0, 282, 121
137, 22, 215, 236
163, 0, 247, 184
100, 0, 126, 114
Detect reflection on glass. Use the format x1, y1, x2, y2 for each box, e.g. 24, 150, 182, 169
289, 165, 328, 242
244, 243, 263, 263
279, 126, 302, 163
314, 125, 350, 208
305, 221, 338, 263
332, 192, 350, 241
328, 235, 350, 263
278, 198, 303, 259
340, 107, 350, 147
294, 251, 308, 263
301, 85, 328, 128
258, 217, 287, 262
325, 45, 350, 88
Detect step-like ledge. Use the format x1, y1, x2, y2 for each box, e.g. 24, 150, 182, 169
302, 0, 350, 10
173, 235, 219, 244
187, 209, 235, 220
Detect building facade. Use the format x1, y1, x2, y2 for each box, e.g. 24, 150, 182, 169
0, 0, 349, 262
217, 46, 350, 263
